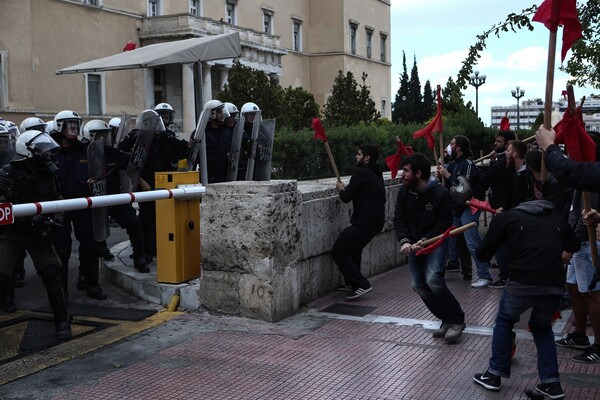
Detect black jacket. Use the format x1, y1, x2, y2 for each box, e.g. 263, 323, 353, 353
394, 177, 453, 246
477, 200, 580, 288
475, 152, 512, 209
339, 163, 386, 232
544, 144, 600, 191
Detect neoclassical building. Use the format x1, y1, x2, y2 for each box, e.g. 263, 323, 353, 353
0, 0, 391, 134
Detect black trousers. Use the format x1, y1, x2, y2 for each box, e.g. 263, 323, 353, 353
331, 225, 377, 290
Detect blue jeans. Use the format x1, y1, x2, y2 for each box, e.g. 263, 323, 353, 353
408, 242, 464, 324
488, 291, 561, 383
453, 209, 491, 280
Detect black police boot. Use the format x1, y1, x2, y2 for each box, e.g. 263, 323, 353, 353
76, 273, 87, 290
39, 266, 72, 340
59, 257, 69, 299
127, 223, 149, 273
0, 274, 17, 313
14, 250, 26, 288
83, 256, 107, 300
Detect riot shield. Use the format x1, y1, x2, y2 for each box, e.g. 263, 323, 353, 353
253, 119, 276, 181
113, 112, 130, 148
87, 138, 110, 242
226, 116, 245, 182
244, 111, 262, 181
125, 110, 159, 191
0, 135, 15, 165
187, 108, 211, 185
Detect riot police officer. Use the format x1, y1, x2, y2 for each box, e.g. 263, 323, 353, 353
83, 120, 149, 273
51, 110, 106, 300
204, 100, 232, 183
239, 102, 261, 180
0, 129, 71, 339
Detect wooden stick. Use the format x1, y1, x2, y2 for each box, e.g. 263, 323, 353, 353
474, 151, 495, 164
420, 222, 477, 247
540, 29, 558, 183
438, 133, 445, 185
323, 141, 341, 183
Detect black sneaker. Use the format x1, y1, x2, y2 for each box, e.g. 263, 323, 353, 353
336, 284, 352, 292
535, 382, 565, 399
556, 332, 590, 349
572, 344, 600, 363
488, 279, 506, 289
445, 261, 460, 272
346, 286, 372, 300
473, 371, 501, 391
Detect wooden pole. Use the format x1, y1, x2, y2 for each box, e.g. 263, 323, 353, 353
420, 222, 477, 247
540, 29, 558, 183
323, 141, 342, 183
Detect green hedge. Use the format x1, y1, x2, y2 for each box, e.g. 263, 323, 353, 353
272, 120, 500, 180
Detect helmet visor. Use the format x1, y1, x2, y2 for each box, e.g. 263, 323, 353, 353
29, 132, 61, 158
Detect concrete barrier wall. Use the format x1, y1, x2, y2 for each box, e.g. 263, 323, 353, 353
199, 174, 404, 322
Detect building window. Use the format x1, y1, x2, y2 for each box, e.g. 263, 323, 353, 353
0, 51, 7, 109
366, 29, 373, 59
293, 20, 302, 52
380, 34, 387, 62
148, 0, 160, 17
190, 0, 201, 16
381, 99, 387, 118
225, 1, 237, 24
263, 9, 274, 34
86, 74, 104, 115
350, 23, 357, 55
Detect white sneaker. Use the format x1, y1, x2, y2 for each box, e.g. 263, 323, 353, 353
471, 278, 492, 288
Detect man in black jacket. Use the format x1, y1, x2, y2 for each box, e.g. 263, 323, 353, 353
473, 200, 580, 399
394, 153, 466, 344
332, 144, 385, 300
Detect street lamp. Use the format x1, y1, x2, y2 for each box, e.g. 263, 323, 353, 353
511, 86, 525, 130
468, 70, 486, 118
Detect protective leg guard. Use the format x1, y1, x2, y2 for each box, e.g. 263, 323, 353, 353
81, 255, 107, 300
39, 266, 71, 340
0, 274, 16, 313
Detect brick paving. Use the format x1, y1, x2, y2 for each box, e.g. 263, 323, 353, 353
17, 264, 596, 400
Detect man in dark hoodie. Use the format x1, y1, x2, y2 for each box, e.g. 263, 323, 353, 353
332, 144, 386, 300
394, 153, 466, 344
473, 200, 580, 399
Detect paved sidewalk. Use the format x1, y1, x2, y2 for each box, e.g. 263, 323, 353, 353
2, 265, 599, 399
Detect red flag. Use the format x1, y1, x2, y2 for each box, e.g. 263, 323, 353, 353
385, 139, 414, 179
413, 85, 443, 150
123, 41, 137, 51
468, 198, 497, 215
415, 226, 455, 256
500, 116, 510, 131
532, 0, 583, 62
554, 108, 596, 162
311, 118, 328, 142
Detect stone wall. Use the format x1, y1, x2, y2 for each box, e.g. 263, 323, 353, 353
199, 174, 404, 322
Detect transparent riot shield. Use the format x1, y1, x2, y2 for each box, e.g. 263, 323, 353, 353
187, 108, 211, 185
226, 116, 245, 182
125, 110, 159, 191
0, 135, 15, 165
244, 111, 262, 181
113, 112, 130, 149
253, 119, 276, 181
87, 138, 110, 242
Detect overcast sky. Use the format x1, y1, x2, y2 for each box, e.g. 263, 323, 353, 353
390, 0, 594, 125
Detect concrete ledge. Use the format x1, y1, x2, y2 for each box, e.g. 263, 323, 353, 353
101, 241, 202, 311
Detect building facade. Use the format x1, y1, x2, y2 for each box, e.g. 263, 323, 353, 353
491, 96, 600, 133
0, 0, 391, 134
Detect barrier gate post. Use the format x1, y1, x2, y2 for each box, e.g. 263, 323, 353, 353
154, 171, 201, 283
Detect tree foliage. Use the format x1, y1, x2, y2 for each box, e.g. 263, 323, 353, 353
217, 60, 320, 129
459, 1, 600, 90
422, 80, 435, 121
323, 70, 380, 126
406, 55, 423, 123
392, 52, 410, 124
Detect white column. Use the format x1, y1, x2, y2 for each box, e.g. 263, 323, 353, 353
181, 63, 196, 138
219, 68, 229, 90
202, 63, 212, 106
143, 68, 154, 110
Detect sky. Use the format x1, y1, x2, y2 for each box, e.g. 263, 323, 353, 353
390, 0, 594, 125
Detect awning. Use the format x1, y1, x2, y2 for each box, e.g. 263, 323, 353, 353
56, 32, 241, 74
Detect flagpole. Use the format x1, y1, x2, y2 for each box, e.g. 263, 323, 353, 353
438, 133, 445, 185
324, 141, 342, 183
420, 222, 477, 247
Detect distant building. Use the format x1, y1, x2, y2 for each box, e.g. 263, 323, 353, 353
0, 0, 391, 135
491, 96, 600, 133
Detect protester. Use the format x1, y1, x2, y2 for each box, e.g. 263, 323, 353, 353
437, 135, 492, 288
474, 199, 580, 398
394, 153, 466, 343
332, 144, 385, 300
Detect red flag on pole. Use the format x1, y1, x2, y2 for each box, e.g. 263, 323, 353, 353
415, 226, 455, 256
532, 0, 583, 62
554, 107, 596, 162
311, 118, 328, 142
385, 138, 414, 179
500, 116, 510, 131
467, 198, 497, 215
413, 85, 443, 150
123, 41, 137, 51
